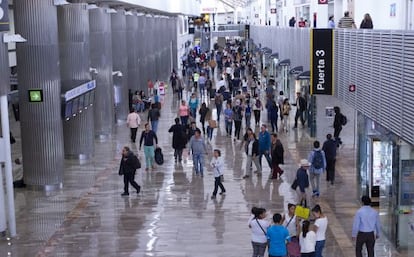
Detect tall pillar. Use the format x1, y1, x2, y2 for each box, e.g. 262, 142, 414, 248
14, 0, 64, 187
137, 15, 145, 90
111, 10, 129, 120
89, 7, 114, 137
126, 13, 138, 92
58, 3, 94, 159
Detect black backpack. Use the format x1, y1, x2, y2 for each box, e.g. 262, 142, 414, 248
312, 150, 324, 169
341, 114, 347, 126
154, 147, 164, 165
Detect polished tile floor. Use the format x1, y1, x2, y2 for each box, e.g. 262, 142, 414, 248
0, 88, 407, 257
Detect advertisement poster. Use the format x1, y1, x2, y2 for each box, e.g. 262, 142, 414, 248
401, 160, 414, 205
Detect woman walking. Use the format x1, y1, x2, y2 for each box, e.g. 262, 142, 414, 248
179, 100, 190, 126
247, 207, 270, 257
224, 102, 233, 137
282, 98, 291, 132
199, 102, 210, 135
139, 123, 158, 171
210, 149, 226, 199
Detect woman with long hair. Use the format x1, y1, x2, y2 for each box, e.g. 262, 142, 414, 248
247, 207, 270, 257
299, 220, 316, 257
312, 205, 328, 257
360, 13, 373, 29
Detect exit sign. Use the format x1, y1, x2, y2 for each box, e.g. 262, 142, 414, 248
28, 89, 43, 102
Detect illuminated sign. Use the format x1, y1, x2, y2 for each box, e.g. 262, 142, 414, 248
28, 89, 43, 102
310, 29, 333, 95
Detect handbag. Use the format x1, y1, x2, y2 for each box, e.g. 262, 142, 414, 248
294, 205, 310, 220
208, 119, 217, 128
291, 179, 298, 190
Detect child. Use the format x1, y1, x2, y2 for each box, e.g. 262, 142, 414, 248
210, 149, 225, 199
248, 207, 270, 257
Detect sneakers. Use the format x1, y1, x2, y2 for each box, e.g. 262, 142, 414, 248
121, 192, 129, 196
242, 175, 250, 179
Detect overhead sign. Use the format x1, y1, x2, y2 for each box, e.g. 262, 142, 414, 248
64, 80, 96, 101
318, 0, 328, 4
244, 24, 250, 39
310, 29, 333, 95
270, 8, 276, 14
0, 0, 10, 31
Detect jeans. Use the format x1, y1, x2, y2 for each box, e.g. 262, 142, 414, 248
207, 126, 214, 140
259, 151, 272, 169
315, 240, 325, 257
245, 155, 261, 176
151, 120, 159, 133
270, 118, 278, 132
174, 148, 183, 162
216, 104, 222, 122
123, 172, 140, 194
234, 120, 242, 139
310, 172, 321, 193
245, 112, 251, 128
212, 176, 225, 196
143, 145, 155, 169
326, 158, 336, 183
294, 110, 305, 127
130, 127, 138, 143
190, 108, 197, 120
199, 84, 205, 96
254, 110, 261, 126
225, 120, 233, 136
251, 241, 267, 257
192, 153, 204, 175
180, 115, 189, 126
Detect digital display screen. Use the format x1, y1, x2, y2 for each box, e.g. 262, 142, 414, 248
28, 89, 43, 102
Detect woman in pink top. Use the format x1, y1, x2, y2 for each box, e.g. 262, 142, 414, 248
179, 100, 190, 126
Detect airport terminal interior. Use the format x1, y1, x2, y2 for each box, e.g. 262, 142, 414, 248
0, 0, 414, 256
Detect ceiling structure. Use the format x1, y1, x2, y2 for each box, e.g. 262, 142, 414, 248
219, 0, 250, 9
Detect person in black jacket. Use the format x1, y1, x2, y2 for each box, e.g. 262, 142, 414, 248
322, 133, 337, 185
296, 159, 310, 207
139, 123, 158, 171
168, 118, 187, 163
243, 130, 261, 179
359, 13, 373, 29
333, 106, 344, 146
293, 92, 307, 128
119, 146, 141, 196
271, 133, 284, 179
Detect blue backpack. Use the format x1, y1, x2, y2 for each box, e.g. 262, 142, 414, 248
312, 150, 324, 169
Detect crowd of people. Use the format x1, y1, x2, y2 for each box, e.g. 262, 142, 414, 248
117, 38, 378, 257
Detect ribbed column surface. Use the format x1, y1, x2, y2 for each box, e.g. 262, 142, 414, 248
126, 14, 138, 91
14, 0, 64, 186
89, 7, 114, 137
58, 3, 94, 158
0, 33, 9, 96
111, 11, 129, 120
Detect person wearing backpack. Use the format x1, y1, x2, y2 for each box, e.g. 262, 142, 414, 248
333, 106, 346, 147
308, 141, 327, 197
118, 146, 141, 196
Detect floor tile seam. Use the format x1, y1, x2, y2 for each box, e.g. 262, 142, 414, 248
34, 156, 119, 257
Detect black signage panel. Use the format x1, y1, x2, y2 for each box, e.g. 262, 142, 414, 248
244, 24, 250, 39
0, 0, 10, 31
311, 29, 333, 95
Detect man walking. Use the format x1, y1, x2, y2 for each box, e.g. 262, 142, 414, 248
308, 140, 326, 197
322, 134, 337, 185
147, 103, 161, 133
127, 109, 141, 143
258, 124, 272, 170
293, 92, 306, 128
139, 123, 158, 171
352, 196, 381, 257
338, 11, 356, 28
188, 129, 208, 177
118, 146, 141, 196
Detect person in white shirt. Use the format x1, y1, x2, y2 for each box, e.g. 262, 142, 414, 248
126, 109, 141, 143
312, 204, 328, 257
283, 203, 299, 237
299, 220, 316, 256
247, 207, 270, 257
210, 149, 226, 199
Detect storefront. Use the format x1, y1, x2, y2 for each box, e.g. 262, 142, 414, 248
357, 113, 414, 250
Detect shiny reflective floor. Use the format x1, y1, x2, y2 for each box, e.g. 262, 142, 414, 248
0, 88, 406, 256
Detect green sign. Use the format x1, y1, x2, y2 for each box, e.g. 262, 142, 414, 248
28, 89, 43, 102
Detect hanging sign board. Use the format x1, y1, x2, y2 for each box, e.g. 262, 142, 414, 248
310, 29, 333, 95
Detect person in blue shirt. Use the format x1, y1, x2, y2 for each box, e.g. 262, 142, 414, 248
267, 213, 290, 257
258, 124, 272, 169
308, 140, 327, 197
352, 196, 381, 257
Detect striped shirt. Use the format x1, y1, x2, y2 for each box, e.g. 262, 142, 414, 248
338, 16, 355, 28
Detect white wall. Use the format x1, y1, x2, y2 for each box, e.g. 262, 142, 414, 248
353, 0, 407, 29
119, 0, 201, 16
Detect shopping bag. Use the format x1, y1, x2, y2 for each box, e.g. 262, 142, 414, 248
286, 237, 300, 257
294, 205, 310, 220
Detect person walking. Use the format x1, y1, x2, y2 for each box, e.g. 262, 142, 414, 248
126, 108, 141, 143
312, 205, 328, 257
258, 124, 272, 170
199, 102, 210, 135
243, 130, 262, 179
267, 213, 290, 257
299, 220, 317, 257
139, 123, 158, 171
188, 93, 199, 120
214, 92, 224, 122
338, 11, 356, 28
295, 159, 310, 207
252, 96, 263, 127
178, 100, 190, 126
328, 15, 335, 28
352, 196, 381, 257
210, 149, 226, 199
281, 98, 291, 132
248, 207, 270, 257
244, 99, 252, 128
322, 134, 337, 185
293, 92, 306, 128
270, 133, 284, 180
308, 141, 326, 197
188, 128, 208, 177
147, 103, 161, 133
268, 99, 279, 132
224, 102, 233, 137
359, 13, 373, 29
232, 100, 243, 140
118, 146, 141, 196
168, 118, 187, 163
333, 106, 345, 146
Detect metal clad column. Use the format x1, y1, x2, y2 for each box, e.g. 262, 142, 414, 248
149, 16, 156, 81
14, 0, 64, 186
126, 14, 138, 91
0, 33, 8, 95
141, 16, 149, 89
58, 4, 94, 158
134, 14, 141, 92
111, 10, 128, 121
89, 8, 114, 137
137, 15, 144, 90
